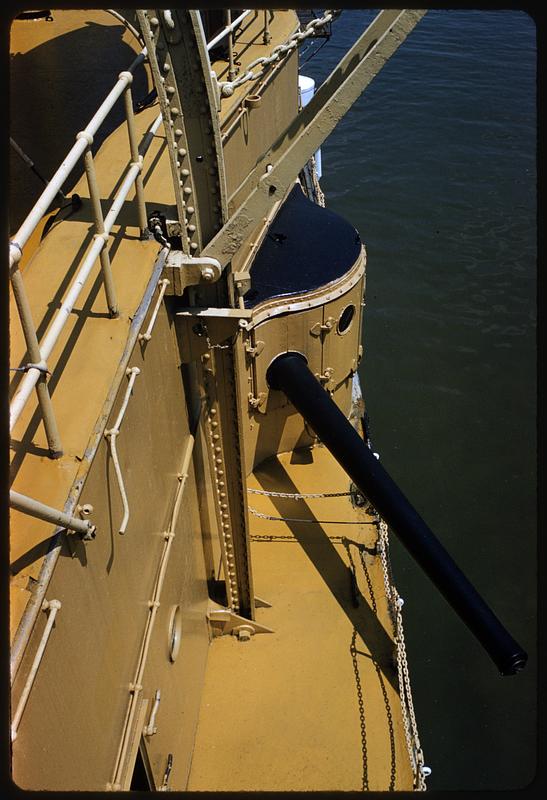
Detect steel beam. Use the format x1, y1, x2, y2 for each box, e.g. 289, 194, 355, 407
203, 9, 426, 268
137, 9, 228, 252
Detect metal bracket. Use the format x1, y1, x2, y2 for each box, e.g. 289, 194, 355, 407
176, 306, 252, 362
162, 250, 223, 294
310, 317, 335, 336
232, 268, 251, 297
248, 392, 267, 409
143, 689, 161, 737
316, 367, 334, 384
207, 600, 274, 639
245, 339, 264, 358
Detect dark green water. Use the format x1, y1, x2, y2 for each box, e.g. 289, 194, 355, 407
300, 10, 536, 790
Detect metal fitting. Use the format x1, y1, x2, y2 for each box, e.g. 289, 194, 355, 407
9, 241, 22, 267
76, 130, 94, 146
78, 503, 94, 517
163, 10, 175, 28
201, 266, 215, 282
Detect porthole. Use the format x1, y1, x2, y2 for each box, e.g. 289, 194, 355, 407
168, 605, 182, 663
337, 304, 355, 335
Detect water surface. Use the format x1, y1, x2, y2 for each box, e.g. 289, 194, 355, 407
301, 9, 536, 790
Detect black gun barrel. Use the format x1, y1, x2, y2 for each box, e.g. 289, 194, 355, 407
266, 352, 527, 676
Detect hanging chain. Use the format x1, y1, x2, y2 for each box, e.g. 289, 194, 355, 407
345, 537, 397, 790
350, 628, 369, 791
195, 320, 237, 351
247, 506, 374, 524
377, 518, 429, 790
218, 10, 342, 96
356, 543, 397, 791
309, 153, 325, 207
247, 487, 353, 499
247, 463, 427, 787
251, 532, 346, 543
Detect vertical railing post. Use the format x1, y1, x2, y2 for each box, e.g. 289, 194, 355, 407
225, 10, 237, 81
263, 10, 272, 44
79, 132, 119, 318
121, 71, 149, 238
9, 263, 63, 458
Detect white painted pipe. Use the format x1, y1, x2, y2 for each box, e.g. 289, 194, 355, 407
105, 367, 141, 535
110, 435, 194, 787
10, 490, 95, 536
9, 114, 161, 432
138, 279, 170, 342
10, 246, 169, 687
207, 9, 252, 50
11, 599, 61, 740
9, 51, 148, 272
10, 72, 138, 261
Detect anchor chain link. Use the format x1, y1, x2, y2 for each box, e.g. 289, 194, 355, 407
218, 10, 342, 96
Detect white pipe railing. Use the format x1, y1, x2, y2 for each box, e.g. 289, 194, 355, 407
8, 43, 157, 464
10, 490, 96, 537
11, 599, 62, 741
206, 9, 252, 51
104, 367, 141, 535
138, 278, 170, 343
9, 52, 146, 269
9, 112, 162, 432
109, 434, 195, 789
10, 246, 170, 686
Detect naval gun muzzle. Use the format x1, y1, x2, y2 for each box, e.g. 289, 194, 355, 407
266, 352, 527, 676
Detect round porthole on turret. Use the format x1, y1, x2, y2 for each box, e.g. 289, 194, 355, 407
168, 605, 182, 663
337, 304, 355, 335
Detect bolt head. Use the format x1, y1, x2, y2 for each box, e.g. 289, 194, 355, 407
236, 626, 253, 642
201, 266, 215, 281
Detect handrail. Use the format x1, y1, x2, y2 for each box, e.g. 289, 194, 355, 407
9, 43, 158, 461
10, 247, 170, 685
206, 10, 252, 51
9, 111, 162, 433
9, 51, 146, 269
11, 599, 62, 741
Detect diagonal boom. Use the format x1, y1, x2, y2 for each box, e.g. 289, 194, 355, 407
202, 9, 427, 270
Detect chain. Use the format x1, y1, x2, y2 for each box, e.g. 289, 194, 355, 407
248, 506, 373, 524
375, 659, 397, 791
350, 628, 369, 791
195, 320, 236, 351
356, 545, 397, 790
247, 488, 353, 499
251, 533, 346, 543
250, 479, 427, 788
310, 153, 325, 207
218, 10, 342, 96
377, 518, 429, 790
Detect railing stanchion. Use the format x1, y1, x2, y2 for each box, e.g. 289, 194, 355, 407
225, 10, 237, 81
9, 264, 63, 457
122, 75, 149, 237
263, 10, 272, 44
81, 138, 119, 317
